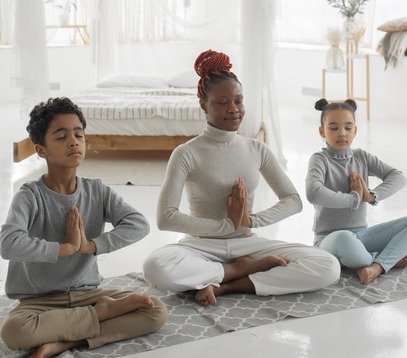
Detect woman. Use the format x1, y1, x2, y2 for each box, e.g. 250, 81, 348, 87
143, 50, 340, 306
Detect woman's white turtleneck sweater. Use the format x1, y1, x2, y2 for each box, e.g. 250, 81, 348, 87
157, 123, 302, 239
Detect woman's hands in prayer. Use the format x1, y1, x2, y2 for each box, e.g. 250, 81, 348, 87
227, 177, 252, 230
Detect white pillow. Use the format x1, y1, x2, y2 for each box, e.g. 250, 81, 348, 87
378, 17, 407, 33
166, 70, 199, 88
96, 73, 169, 88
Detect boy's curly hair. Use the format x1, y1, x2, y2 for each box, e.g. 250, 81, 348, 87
27, 97, 86, 146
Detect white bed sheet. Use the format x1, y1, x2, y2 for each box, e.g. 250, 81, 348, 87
85, 117, 206, 136
71, 86, 207, 136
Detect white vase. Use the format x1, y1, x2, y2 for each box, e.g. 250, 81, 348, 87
343, 17, 356, 42
326, 45, 345, 69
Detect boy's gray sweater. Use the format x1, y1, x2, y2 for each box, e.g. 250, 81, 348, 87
0, 177, 150, 299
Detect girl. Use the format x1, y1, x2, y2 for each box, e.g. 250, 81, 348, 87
306, 98, 407, 285
143, 50, 340, 307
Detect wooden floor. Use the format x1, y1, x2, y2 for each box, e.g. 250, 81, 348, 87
1, 101, 407, 357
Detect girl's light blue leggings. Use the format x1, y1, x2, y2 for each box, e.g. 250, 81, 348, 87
315, 217, 407, 272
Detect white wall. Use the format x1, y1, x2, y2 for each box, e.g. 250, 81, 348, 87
0, 46, 97, 102
1, 44, 406, 121
274, 45, 407, 121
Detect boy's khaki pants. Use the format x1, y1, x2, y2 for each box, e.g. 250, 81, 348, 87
1, 288, 167, 350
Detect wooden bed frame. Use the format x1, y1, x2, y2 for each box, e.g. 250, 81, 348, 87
13, 135, 195, 162
13, 128, 265, 162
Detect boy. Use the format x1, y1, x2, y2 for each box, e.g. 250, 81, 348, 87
0, 97, 167, 358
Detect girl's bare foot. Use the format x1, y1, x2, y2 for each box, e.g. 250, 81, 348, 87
94, 293, 154, 322
394, 256, 407, 269
195, 285, 218, 307
357, 263, 384, 285
31, 340, 84, 358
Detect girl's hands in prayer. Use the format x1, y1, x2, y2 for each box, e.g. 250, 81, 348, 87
351, 172, 376, 203
349, 171, 363, 200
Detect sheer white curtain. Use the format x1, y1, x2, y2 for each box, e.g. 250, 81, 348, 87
12, 0, 49, 119
11, 0, 77, 118
90, 0, 118, 79
240, 0, 285, 164
0, 0, 13, 45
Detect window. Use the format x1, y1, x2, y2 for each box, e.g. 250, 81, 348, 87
3, 1, 405, 48
45, 0, 89, 45
0, 0, 89, 47
276, 0, 407, 50
117, 0, 190, 43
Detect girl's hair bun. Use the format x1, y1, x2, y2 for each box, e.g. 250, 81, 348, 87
344, 99, 357, 111
315, 98, 329, 111
194, 49, 233, 79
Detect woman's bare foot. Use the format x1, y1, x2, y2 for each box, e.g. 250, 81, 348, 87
94, 293, 154, 322
195, 256, 287, 307
31, 340, 84, 358
195, 276, 256, 307
195, 285, 218, 307
235, 255, 287, 272
394, 256, 407, 269
223, 255, 287, 283
357, 263, 384, 285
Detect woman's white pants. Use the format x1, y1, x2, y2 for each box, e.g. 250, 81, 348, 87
143, 235, 340, 296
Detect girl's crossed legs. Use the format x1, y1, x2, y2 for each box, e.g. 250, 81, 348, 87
318, 217, 407, 284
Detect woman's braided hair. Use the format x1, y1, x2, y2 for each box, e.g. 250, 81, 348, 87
194, 49, 240, 100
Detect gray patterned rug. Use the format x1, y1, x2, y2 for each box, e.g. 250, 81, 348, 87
1, 268, 407, 357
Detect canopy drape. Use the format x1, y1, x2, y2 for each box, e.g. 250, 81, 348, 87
91, 0, 286, 163
12, 0, 49, 118
11, 0, 285, 163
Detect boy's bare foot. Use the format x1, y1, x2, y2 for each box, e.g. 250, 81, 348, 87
29, 294, 154, 357
394, 256, 407, 269
31, 340, 84, 358
357, 263, 384, 285
94, 293, 154, 322
195, 285, 218, 307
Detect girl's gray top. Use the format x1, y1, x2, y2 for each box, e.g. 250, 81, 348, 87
306, 144, 406, 242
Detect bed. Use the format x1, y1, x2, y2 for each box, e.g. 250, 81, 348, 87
13, 72, 203, 162
13, 72, 265, 162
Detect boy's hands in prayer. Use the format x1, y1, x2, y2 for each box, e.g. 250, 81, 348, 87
78, 214, 97, 254
60, 206, 81, 256
60, 206, 96, 256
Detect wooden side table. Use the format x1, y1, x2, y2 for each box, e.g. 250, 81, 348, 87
322, 42, 370, 119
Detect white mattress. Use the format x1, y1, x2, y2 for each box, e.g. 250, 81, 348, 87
71, 86, 207, 136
